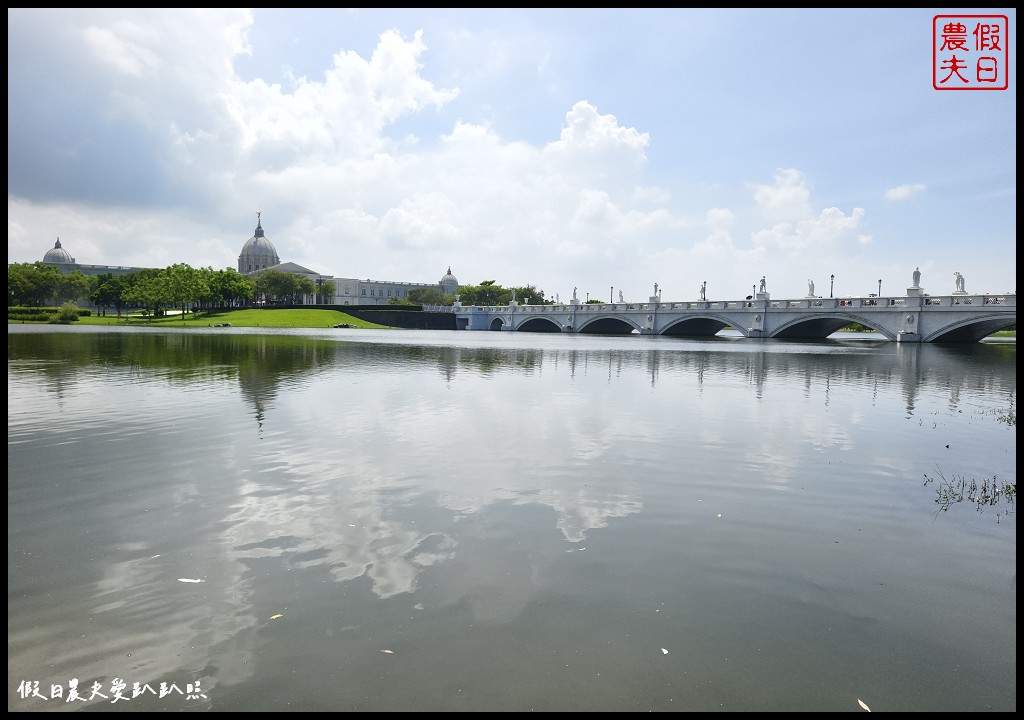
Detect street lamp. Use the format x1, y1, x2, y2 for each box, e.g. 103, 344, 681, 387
610, 286, 614, 303
878, 279, 882, 297
701, 281, 707, 301
830, 274, 834, 298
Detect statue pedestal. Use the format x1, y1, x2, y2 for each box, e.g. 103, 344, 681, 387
906, 287, 923, 297
952, 291, 968, 296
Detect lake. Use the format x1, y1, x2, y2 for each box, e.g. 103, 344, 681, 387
7, 325, 1016, 712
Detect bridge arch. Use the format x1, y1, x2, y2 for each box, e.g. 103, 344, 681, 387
488, 317, 505, 331
576, 314, 640, 335
922, 313, 1017, 343
659, 314, 736, 338
770, 313, 895, 341
517, 316, 563, 333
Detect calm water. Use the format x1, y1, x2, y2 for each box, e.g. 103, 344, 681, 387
7, 326, 1016, 712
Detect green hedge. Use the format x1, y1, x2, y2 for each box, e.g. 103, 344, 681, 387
8, 305, 92, 322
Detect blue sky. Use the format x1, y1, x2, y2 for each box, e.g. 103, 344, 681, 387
7, 8, 1017, 302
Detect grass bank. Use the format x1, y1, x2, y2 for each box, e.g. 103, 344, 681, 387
73, 308, 393, 329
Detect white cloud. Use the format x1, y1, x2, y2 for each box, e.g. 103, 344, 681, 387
884, 183, 926, 200
751, 206, 867, 252
750, 168, 812, 223
6, 9, 1016, 302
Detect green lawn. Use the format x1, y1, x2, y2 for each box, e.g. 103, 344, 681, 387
72, 308, 393, 329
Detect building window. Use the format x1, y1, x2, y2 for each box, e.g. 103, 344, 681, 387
361, 288, 366, 296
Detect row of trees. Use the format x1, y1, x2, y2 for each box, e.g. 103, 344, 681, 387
389, 280, 550, 307
9, 262, 553, 315
8, 262, 94, 307
7, 262, 336, 317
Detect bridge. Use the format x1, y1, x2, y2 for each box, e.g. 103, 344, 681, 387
430, 288, 1016, 343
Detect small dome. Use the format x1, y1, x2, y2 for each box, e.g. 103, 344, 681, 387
238, 215, 281, 273
43, 238, 75, 264
440, 266, 459, 288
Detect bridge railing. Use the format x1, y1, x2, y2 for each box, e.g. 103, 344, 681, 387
425, 293, 1014, 314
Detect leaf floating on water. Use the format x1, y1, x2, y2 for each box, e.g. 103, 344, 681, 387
177, 578, 203, 583
857, 698, 871, 712
380, 649, 394, 654
270, 614, 283, 620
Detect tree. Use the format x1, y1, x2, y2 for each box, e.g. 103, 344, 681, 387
7, 262, 62, 306
51, 302, 82, 324
254, 269, 316, 305
407, 287, 450, 306
508, 284, 550, 305
455, 282, 550, 307
122, 269, 169, 318
91, 273, 132, 316
316, 278, 335, 304
457, 283, 507, 306
203, 267, 255, 310
56, 270, 95, 305
163, 263, 209, 318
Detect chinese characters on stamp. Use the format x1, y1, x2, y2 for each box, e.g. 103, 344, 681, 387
934, 15, 1009, 90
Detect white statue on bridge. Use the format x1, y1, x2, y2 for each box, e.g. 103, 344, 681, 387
807, 279, 815, 297
759, 276, 766, 293
954, 271, 966, 294
618, 290, 624, 303
912, 267, 921, 288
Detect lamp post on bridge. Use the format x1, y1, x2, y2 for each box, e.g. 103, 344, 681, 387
830, 274, 834, 298
610, 286, 614, 303
878, 279, 882, 297
701, 281, 706, 301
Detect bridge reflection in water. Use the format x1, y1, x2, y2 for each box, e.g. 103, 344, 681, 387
436, 291, 1016, 343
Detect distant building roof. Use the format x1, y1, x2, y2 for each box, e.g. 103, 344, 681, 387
262, 261, 320, 276
238, 213, 281, 273
42, 238, 75, 264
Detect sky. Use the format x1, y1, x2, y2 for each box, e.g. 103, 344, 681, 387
7, 8, 1017, 303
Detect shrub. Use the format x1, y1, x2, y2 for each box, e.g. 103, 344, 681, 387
50, 302, 82, 324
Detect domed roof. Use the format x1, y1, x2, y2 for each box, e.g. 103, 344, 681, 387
440, 266, 459, 287
43, 238, 75, 264
240, 218, 279, 260
237, 214, 281, 273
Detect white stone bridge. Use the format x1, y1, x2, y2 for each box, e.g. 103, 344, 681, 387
430, 289, 1015, 343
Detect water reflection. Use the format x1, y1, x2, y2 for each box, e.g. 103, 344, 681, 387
7, 327, 1016, 712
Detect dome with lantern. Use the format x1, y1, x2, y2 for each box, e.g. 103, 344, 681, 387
237, 213, 280, 274
439, 266, 459, 295
43, 238, 75, 265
